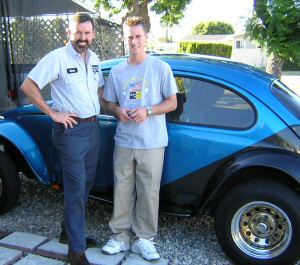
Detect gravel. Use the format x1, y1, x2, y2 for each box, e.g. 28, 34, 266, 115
0, 176, 299, 265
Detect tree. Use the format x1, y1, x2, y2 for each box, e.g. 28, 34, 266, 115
192, 21, 234, 35
94, 0, 192, 32
246, 0, 300, 78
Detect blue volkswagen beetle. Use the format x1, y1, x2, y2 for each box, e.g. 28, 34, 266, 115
1, 54, 300, 265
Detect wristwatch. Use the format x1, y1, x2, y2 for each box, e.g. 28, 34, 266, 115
146, 106, 153, 116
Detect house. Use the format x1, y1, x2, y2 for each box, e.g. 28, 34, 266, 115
178, 33, 267, 68
231, 34, 267, 69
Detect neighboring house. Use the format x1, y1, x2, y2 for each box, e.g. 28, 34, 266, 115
231, 34, 267, 69
155, 33, 267, 69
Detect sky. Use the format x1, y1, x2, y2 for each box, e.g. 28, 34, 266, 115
95, 0, 254, 41
149, 0, 254, 41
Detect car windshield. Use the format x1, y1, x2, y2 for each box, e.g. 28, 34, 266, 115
272, 81, 300, 120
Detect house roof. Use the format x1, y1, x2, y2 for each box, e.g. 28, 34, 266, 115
181, 34, 234, 43
1, 0, 95, 17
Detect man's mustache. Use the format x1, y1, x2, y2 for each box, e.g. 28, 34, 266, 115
76, 40, 88, 45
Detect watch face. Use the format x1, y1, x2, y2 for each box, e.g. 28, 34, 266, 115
147, 106, 152, 115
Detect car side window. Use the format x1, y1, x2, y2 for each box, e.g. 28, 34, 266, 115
167, 77, 255, 129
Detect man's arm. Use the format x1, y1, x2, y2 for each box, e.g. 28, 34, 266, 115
101, 98, 132, 122
98, 86, 109, 114
151, 94, 177, 115
21, 78, 78, 128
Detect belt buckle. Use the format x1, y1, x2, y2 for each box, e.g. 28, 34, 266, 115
91, 116, 96, 122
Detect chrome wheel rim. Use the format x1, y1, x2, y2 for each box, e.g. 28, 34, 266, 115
231, 201, 292, 259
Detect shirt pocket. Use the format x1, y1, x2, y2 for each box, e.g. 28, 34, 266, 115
65, 71, 84, 85
64, 71, 85, 98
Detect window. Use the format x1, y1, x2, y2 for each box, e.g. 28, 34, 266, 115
235, 40, 244, 49
167, 77, 255, 129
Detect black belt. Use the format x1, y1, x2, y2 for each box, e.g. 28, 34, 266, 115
74, 115, 97, 122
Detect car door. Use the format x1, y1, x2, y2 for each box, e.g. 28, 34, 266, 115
162, 71, 288, 206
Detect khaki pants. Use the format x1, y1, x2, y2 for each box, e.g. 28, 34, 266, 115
109, 145, 165, 243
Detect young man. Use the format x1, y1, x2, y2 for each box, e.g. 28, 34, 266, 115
21, 13, 104, 265
102, 16, 177, 260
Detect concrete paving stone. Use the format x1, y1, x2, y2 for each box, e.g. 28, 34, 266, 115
14, 254, 65, 265
0, 232, 48, 252
122, 253, 169, 265
36, 239, 68, 260
85, 248, 127, 265
0, 246, 23, 265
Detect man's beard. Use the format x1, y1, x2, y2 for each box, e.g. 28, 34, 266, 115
72, 40, 90, 54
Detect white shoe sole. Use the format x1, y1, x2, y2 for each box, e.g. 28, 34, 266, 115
102, 244, 130, 255
131, 245, 160, 261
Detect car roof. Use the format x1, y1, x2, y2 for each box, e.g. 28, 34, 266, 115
100, 53, 277, 97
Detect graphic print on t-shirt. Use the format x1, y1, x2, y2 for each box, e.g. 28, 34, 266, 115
129, 81, 142, 100
123, 77, 150, 109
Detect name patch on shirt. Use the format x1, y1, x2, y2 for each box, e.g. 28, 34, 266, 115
92, 65, 99, 74
67, 68, 78, 74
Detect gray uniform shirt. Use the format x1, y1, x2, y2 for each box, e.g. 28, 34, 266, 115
104, 56, 178, 149
28, 42, 104, 118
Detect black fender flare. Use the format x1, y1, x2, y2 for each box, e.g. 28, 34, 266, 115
201, 149, 300, 212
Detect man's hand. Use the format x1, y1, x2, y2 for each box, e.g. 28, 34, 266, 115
116, 107, 132, 122
128, 107, 147, 123
50, 111, 78, 129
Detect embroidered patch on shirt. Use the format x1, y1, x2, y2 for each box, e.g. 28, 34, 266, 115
67, 68, 78, 74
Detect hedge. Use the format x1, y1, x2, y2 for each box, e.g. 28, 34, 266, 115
178, 41, 232, 58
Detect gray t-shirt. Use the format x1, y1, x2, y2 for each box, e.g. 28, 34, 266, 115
104, 56, 178, 149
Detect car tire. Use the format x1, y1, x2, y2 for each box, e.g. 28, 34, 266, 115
215, 180, 300, 265
0, 151, 20, 214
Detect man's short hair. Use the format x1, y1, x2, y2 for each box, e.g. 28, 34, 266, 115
70, 12, 95, 30
124, 16, 148, 33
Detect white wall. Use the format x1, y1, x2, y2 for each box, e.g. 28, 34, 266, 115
231, 48, 267, 68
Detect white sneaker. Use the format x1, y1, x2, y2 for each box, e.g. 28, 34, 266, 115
101, 238, 130, 254
131, 238, 160, 261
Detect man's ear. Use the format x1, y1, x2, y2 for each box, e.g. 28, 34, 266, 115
66, 27, 71, 38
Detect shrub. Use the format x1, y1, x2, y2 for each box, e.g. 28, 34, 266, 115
178, 42, 232, 58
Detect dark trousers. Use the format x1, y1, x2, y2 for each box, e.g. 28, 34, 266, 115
52, 121, 100, 252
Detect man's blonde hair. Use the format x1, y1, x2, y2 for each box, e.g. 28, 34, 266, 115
124, 16, 148, 33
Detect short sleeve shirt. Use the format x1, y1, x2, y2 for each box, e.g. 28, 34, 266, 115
104, 56, 178, 149
28, 42, 104, 118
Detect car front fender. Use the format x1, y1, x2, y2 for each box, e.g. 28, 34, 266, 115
0, 120, 50, 185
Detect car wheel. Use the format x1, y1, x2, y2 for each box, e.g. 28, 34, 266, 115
0, 151, 21, 214
215, 180, 300, 265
